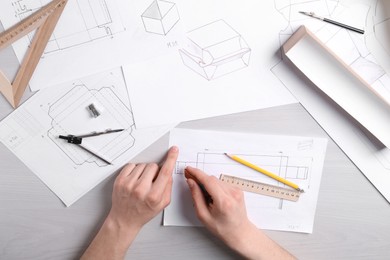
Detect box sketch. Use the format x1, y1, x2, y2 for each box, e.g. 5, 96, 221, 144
141, 0, 180, 35
179, 20, 251, 80
47, 85, 135, 167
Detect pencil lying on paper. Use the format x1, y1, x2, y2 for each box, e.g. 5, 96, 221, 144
224, 153, 304, 192
299, 11, 364, 34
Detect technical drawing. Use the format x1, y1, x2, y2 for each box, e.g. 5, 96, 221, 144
372, 1, 390, 60
271, 1, 390, 203
47, 85, 135, 167
11, 0, 126, 54
274, 0, 339, 47
175, 152, 310, 181
369, 0, 390, 103
274, 0, 390, 145
175, 151, 312, 209
273, 0, 390, 104
0, 109, 44, 150
141, 0, 180, 35
179, 20, 251, 80
297, 139, 314, 151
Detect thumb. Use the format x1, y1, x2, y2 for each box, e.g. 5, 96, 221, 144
187, 179, 211, 223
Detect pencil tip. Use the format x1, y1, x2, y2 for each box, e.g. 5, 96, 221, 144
224, 153, 233, 159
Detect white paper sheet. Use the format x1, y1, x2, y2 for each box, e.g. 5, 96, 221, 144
272, 60, 390, 203
164, 128, 328, 233
312, 3, 390, 105
0, 0, 185, 90
276, 0, 390, 106
272, 0, 390, 105
123, 0, 305, 128
366, 0, 390, 79
283, 27, 390, 147
123, 0, 388, 129
0, 67, 174, 206
271, 1, 390, 202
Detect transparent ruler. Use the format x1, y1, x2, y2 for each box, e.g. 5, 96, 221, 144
219, 174, 301, 202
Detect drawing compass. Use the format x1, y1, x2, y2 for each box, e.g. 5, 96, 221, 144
59, 129, 124, 165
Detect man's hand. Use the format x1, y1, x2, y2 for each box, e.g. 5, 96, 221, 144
81, 146, 179, 260
185, 166, 296, 260
185, 166, 249, 246
109, 146, 179, 230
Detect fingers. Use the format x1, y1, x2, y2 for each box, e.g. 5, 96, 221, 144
117, 163, 136, 179
184, 166, 225, 197
114, 163, 137, 190
183, 166, 211, 185
159, 146, 179, 176
187, 178, 211, 223
141, 146, 178, 209
160, 175, 173, 207
129, 163, 147, 179
152, 146, 179, 194
138, 163, 159, 184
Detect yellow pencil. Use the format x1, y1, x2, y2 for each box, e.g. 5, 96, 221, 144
224, 153, 304, 193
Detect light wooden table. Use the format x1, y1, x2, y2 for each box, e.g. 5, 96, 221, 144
1, 28, 390, 260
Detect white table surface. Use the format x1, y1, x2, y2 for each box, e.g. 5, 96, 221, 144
1, 25, 390, 260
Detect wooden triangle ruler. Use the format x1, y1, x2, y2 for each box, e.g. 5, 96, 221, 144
0, 0, 68, 108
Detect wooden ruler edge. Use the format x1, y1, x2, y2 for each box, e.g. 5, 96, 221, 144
219, 174, 301, 202
0, 0, 68, 108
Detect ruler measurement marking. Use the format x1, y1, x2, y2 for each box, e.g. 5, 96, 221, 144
0, 0, 66, 49
0, 0, 68, 108
219, 174, 300, 202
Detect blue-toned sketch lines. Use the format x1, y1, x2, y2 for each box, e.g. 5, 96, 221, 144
179, 20, 251, 80
11, 0, 126, 54
47, 85, 135, 167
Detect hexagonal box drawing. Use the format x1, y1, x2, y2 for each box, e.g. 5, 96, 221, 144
179, 20, 251, 80
141, 0, 180, 35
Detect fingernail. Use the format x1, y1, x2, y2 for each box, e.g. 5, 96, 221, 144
171, 146, 179, 152
184, 168, 192, 179
187, 179, 194, 188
